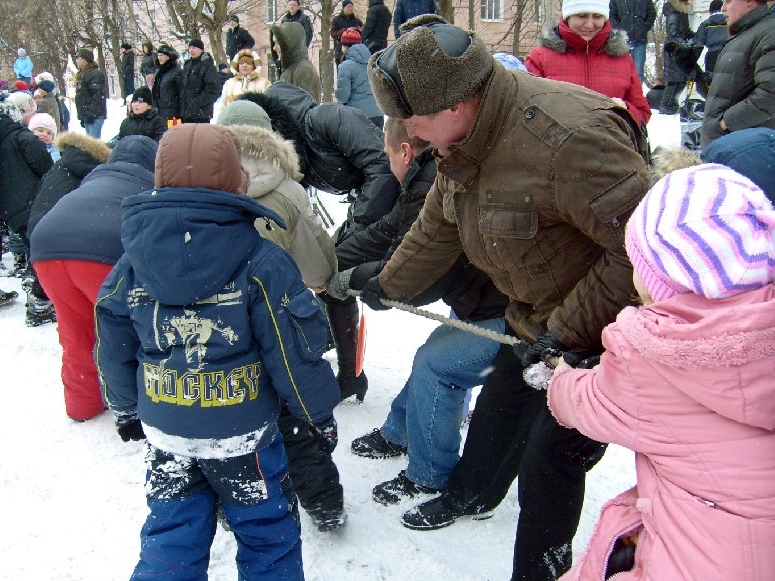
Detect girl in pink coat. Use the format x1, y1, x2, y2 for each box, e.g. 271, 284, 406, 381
548, 164, 775, 580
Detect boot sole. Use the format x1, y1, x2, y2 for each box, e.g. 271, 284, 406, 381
401, 510, 494, 531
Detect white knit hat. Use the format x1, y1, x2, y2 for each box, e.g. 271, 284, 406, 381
562, 0, 610, 19
28, 113, 58, 137
7, 91, 37, 119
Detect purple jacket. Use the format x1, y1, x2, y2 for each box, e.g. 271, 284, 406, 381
549, 285, 775, 580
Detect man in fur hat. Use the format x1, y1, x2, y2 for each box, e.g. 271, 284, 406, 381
363, 15, 649, 580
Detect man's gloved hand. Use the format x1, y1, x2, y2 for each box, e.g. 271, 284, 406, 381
116, 412, 146, 442
315, 416, 338, 454
325, 268, 354, 301
513, 330, 568, 367
360, 276, 391, 311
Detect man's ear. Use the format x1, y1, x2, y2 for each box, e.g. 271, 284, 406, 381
400, 142, 414, 166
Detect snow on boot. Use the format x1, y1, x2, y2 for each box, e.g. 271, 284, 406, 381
0, 289, 19, 308
372, 471, 441, 505
400, 495, 493, 531
25, 296, 56, 327
308, 505, 347, 532
326, 298, 368, 402
351, 428, 407, 459
10, 253, 29, 277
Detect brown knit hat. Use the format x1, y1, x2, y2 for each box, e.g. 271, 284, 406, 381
367, 15, 493, 119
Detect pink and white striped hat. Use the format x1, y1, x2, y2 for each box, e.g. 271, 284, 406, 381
625, 164, 775, 302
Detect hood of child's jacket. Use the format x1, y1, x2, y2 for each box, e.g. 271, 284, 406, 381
56, 132, 111, 179
120, 188, 284, 305
617, 285, 775, 430
108, 135, 158, 173
345, 44, 372, 64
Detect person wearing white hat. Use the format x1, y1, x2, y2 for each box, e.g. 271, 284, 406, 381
524, 0, 651, 127
13, 48, 33, 87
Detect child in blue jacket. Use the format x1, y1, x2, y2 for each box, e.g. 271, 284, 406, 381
95, 123, 340, 580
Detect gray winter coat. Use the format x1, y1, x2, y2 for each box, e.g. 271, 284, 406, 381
701, 5, 775, 148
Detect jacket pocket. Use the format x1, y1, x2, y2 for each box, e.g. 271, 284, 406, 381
479, 204, 538, 238
589, 172, 643, 244
285, 290, 329, 362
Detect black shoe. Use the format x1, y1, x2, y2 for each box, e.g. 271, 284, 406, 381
351, 429, 407, 459
25, 302, 56, 327
338, 371, 368, 403
372, 471, 441, 505
309, 506, 347, 531
0, 289, 18, 308
400, 495, 493, 531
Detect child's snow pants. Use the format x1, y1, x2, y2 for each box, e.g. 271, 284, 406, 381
131, 435, 303, 581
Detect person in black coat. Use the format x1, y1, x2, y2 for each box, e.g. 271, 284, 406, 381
280, 0, 314, 47
660, 0, 693, 115
151, 44, 183, 122
74, 48, 108, 139
28, 132, 111, 237
331, 0, 364, 65
120, 43, 136, 104
140, 41, 158, 87
179, 40, 221, 123
116, 87, 167, 142
225, 14, 255, 60
362, 0, 392, 53
239, 82, 401, 402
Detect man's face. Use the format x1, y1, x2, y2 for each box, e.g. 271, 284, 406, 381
403, 110, 466, 156
74, 55, 85, 69
188, 45, 203, 59
288, 0, 300, 15
157, 53, 169, 65
722, 0, 759, 27
343, 3, 353, 14
384, 137, 409, 183
229, 18, 238, 28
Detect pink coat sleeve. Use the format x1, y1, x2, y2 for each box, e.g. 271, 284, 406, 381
547, 323, 639, 451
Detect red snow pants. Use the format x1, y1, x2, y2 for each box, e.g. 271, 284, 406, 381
35, 259, 114, 420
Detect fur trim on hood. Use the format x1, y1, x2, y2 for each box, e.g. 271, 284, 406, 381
666, 0, 692, 14
226, 125, 304, 182
538, 24, 630, 56
54, 131, 111, 165
648, 146, 701, 186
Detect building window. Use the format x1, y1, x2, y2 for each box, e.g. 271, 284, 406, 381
481, 0, 504, 21
267, 0, 278, 23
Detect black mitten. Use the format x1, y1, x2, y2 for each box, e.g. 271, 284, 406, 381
513, 331, 567, 366
116, 415, 146, 442
360, 276, 391, 311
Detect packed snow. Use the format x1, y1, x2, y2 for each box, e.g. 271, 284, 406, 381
0, 95, 681, 580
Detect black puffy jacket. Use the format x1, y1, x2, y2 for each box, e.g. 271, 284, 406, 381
342, 147, 508, 321
362, 0, 392, 53
118, 107, 167, 141
179, 53, 221, 122
152, 59, 183, 121
240, 82, 400, 233
0, 115, 53, 237
609, 0, 656, 45
74, 64, 108, 124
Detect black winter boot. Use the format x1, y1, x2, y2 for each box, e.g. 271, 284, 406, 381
658, 82, 682, 115
326, 297, 368, 402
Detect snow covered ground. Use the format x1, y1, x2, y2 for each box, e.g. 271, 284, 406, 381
0, 97, 681, 580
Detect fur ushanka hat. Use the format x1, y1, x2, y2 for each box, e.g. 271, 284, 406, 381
367, 14, 493, 119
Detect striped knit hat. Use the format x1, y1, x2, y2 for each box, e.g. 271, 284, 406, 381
625, 164, 775, 302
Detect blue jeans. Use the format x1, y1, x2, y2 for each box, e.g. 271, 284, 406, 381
132, 436, 303, 581
380, 316, 505, 489
630, 43, 646, 82
83, 117, 104, 139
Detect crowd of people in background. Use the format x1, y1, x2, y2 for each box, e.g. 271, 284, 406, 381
1, 1, 775, 580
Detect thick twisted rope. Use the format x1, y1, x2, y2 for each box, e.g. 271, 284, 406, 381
346, 289, 518, 346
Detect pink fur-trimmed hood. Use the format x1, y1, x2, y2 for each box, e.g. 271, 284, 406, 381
617, 284, 775, 429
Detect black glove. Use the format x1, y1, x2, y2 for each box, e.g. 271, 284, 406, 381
513, 331, 567, 367
562, 349, 602, 369
315, 416, 338, 454
117, 418, 146, 442
360, 276, 390, 311
665, 41, 704, 76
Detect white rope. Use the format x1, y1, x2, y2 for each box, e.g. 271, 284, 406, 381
346, 289, 518, 346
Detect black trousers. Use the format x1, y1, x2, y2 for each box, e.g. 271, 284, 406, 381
277, 404, 343, 518
445, 338, 607, 581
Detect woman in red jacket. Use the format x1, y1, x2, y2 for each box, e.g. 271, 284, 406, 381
525, 0, 651, 127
